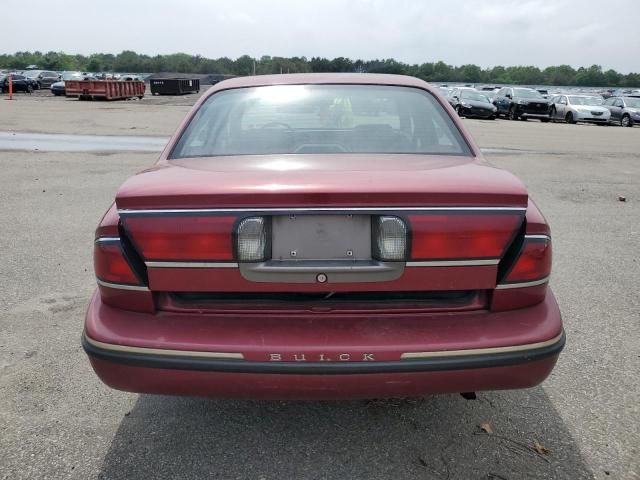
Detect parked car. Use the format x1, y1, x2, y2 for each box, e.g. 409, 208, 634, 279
445, 86, 477, 108
451, 90, 497, 119
82, 74, 564, 400
0, 74, 33, 94
536, 89, 550, 99
479, 88, 499, 102
549, 95, 610, 124
50, 82, 65, 96
23, 70, 60, 89
603, 96, 640, 127
494, 87, 550, 121
50, 72, 87, 96
437, 86, 452, 98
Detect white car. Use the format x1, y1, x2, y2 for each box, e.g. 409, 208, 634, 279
549, 95, 610, 124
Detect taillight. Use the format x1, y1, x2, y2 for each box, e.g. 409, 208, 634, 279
236, 217, 269, 262
94, 238, 141, 285
94, 237, 154, 313
492, 235, 552, 311
408, 213, 522, 260
373, 216, 407, 261
502, 236, 552, 284
123, 215, 237, 261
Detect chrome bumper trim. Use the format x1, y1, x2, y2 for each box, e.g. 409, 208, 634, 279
400, 331, 564, 359
84, 333, 245, 360
96, 279, 150, 291
495, 276, 550, 290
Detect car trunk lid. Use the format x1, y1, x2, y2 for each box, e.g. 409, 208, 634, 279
115, 154, 527, 209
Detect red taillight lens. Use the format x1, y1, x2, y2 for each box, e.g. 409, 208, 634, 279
503, 237, 552, 283
94, 239, 140, 285
409, 214, 522, 260
123, 216, 237, 261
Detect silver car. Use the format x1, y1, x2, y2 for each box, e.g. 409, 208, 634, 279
549, 95, 610, 124
603, 96, 640, 127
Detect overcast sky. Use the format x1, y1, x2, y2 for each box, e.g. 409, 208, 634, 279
4, 0, 639, 73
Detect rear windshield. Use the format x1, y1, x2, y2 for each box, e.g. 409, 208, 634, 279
170, 85, 471, 158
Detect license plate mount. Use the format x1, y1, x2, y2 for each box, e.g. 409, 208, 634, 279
271, 214, 372, 261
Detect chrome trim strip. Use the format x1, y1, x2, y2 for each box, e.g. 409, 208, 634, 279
146, 261, 239, 268
96, 279, 150, 292
495, 276, 550, 290
95, 237, 120, 244
83, 334, 245, 360
148, 260, 499, 269
119, 206, 527, 216
406, 259, 499, 267
524, 234, 551, 241
401, 331, 563, 359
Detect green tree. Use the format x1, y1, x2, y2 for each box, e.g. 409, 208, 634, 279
0, 50, 637, 87
575, 65, 607, 86
542, 65, 576, 86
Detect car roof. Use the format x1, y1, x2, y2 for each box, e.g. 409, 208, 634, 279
205, 73, 434, 98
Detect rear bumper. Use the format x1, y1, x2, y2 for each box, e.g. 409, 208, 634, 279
83, 290, 564, 399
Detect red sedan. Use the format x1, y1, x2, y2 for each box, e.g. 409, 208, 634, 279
83, 74, 564, 399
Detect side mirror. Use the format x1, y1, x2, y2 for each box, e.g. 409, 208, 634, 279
505, 94, 512, 99
453, 95, 459, 100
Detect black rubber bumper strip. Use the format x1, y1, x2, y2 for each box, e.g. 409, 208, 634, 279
82, 331, 565, 375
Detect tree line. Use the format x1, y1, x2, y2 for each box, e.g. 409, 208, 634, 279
1, 50, 639, 87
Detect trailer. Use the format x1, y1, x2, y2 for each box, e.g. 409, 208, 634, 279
65, 80, 145, 100
150, 78, 200, 95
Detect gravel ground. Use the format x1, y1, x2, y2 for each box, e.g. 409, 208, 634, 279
0, 92, 638, 480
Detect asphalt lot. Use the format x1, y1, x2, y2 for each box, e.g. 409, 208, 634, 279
0, 92, 638, 480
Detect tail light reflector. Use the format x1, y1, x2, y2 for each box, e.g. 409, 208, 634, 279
408, 214, 522, 260
236, 217, 268, 262
123, 216, 237, 261
373, 216, 407, 261
94, 239, 141, 285
503, 236, 552, 284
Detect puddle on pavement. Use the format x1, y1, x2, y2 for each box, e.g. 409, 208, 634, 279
0, 131, 168, 152
0, 131, 524, 156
